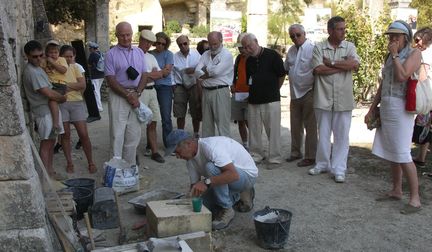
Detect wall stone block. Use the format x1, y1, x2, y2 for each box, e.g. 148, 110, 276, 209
0, 228, 54, 252
0, 134, 34, 181
0, 85, 25, 136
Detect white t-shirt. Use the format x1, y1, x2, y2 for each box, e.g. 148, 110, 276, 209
144, 52, 161, 87
187, 136, 258, 184
421, 46, 432, 77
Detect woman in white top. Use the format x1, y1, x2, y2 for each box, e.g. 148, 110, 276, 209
365, 20, 422, 214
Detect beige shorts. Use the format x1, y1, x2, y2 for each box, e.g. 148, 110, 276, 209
231, 96, 248, 121
59, 101, 87, 122
139, 87, 161, 122
35, 112, 65, 140
173, 85, 202, 121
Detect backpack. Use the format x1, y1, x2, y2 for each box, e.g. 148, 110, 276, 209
96, 52, 105, 72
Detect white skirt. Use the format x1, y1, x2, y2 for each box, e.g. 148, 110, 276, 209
372, 96, 415, 163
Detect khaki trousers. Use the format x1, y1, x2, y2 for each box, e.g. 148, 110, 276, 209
290, 91, 317, 159
108, 90, 141, 165
201, 87, 231, 137
248, 101, 282, 163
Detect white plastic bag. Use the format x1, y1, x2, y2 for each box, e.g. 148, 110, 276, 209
135, 102, 153, 125
104, 157, 139, 194
415, 77, 432, 115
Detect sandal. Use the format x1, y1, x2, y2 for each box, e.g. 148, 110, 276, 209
88, 163, 97, 174
400, 204, 421, 215
66, 163, 74, 173
375, 194, 401, 202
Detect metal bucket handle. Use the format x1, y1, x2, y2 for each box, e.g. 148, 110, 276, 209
263, 206, 289, 234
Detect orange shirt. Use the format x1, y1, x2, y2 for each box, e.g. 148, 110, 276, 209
234, 55, 249, 92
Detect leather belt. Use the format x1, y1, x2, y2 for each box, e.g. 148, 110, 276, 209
145, 86, 154, 90
202, 85, 228, 90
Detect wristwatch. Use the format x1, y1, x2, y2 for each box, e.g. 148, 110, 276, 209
392, 54, 399, 59
331, 60, 335, 67
204, 178, 211, 187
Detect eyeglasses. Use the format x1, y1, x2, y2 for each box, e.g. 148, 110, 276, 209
290, 33, 302, 39
155, 42, 166, 46
178, 42, 188, 46
237, 47, 244, 50
31, 53, 44, 59
414, 37, 422, 43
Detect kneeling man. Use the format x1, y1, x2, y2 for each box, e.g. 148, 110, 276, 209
166, 130, 258, 230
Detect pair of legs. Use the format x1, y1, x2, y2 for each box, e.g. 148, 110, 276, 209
62, 120, 95, 173
174, 85, 201, 135
387, 162, 421, 208
201, 87, 231, 137
231, 97, 248, 146
289, 91, 317, 161
91, 78, 104, 112
155, 85, 173, 147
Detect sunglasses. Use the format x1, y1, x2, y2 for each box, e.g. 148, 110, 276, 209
155, 41, 166, 46
238, 46, 244, 50
178, 42, 188, 46
31, 53, 44, 59
290, 33, 302, 39
414, 37, 422, 43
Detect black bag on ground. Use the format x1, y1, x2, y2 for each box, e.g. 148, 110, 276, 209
412, 124, 431, 144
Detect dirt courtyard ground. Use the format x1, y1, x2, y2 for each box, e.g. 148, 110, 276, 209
53, 85, 432, 251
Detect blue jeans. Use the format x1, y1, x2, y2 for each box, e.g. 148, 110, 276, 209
202, 162, 256, 212
155, 85, 173, 147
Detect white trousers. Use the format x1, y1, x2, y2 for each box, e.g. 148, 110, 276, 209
91, 78, 104, 111
248, 101, 282, 163
108, 90, 141, 165
314, 109, 352, 175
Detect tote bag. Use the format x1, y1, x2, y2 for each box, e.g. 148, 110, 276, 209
405, 64, 432, 114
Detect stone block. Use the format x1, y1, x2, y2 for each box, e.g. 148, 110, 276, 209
0, 37, 17, 87
166, 231, 213, 252
146, 199, 212, 238
0, 177, 46, 230
0, 134, 35, 180
0, 85, 25, 136
0, 228, 54, 252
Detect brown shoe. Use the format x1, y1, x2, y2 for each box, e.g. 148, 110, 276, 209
297, 159, 315, 167
286, 156, 302, 162
234, 187, 255, 212
212, 207, 235, 230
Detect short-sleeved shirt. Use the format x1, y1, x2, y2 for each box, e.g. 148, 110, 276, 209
150, 49, 174, 86
64, 64, 84, 101
88, 51, 104, 79
41, 57, 68, 84
186, 136, 258, 184
22, 63, 52, 116
104, 45, 147, 88
172, 49, 201, 85
245, 48, 285, 104
143, 52, 161, 87
312, 40, 360, 111
194, 48, 234, 87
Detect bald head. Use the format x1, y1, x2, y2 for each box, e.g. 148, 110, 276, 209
115, 22, 133, 48
207, 31, 223, 55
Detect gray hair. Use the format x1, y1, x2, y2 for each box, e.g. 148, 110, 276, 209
289, 24, 305, 33
241, 33, 258, 43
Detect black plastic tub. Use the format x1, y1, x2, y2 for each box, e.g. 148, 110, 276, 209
59, 187, 93, 220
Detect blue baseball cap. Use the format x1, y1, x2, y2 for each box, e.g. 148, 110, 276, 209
165, 130, 192, 156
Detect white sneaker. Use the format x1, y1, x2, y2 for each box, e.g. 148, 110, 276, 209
144, 148, 152, 156
251, 154, 264, 163
335, 174, 345, 183
308, 167, 326, 175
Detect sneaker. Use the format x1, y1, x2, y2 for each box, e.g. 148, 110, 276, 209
251, 154, 264, 163
212, 207, 235, 230
234, 187, 255, 212
308, 167, 327, 175
144, 148, 152, 157
86, 116, 101, 123
335, 174, 345, 183
151, 153, 165, 163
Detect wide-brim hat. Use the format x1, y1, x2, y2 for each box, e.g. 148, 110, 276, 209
384, 21, 410, 36
140, 30, 156, 43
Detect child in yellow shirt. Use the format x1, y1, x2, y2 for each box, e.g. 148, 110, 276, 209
42, 40, 68, 134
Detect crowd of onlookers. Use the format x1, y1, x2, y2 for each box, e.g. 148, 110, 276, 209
22, 16, 432, 216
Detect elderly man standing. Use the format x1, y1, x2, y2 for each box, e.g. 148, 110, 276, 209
284, 24, 317, 167
241, 33, 286, 165
308, 16, 360, 183
138, 30, 165, 163
165, 129, 258, 230
172, 35, 202, 137
195, 31, 233, 137
105, 22, 148, 165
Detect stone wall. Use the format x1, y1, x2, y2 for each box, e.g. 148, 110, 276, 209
0, 0, 57, 250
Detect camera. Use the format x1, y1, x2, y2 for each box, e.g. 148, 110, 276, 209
126, 66, 139, 80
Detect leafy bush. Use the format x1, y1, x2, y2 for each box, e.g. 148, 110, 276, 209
164, 20, 182, 37
190, 25, 210, 38
337, 5, 391, 103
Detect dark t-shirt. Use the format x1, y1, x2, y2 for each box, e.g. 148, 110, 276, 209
88, 51, 104, 79
245, 48, 285, 104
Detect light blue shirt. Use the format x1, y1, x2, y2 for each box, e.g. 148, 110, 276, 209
150, 49, 174, 86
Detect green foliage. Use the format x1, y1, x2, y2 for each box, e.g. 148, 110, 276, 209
268, 0, 303, 45
241, 14, 247, 33
410, 0, 432, 28
164, 20, 182, 37
190, 25, 210, 38
303, 0, 313, 7
337, 4, 391, 102
44, 0, 95, 25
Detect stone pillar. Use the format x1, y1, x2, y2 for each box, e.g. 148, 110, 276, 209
32, 0, 53, 42
0, 0, 57, 250
247, 0, 268, 47
196, 0, 208, 26
85, 0, 109, 52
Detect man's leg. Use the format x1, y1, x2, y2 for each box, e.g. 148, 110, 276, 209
109, 90, 129, 160
173, 85, 188, 130
263, 101, 282, 164
142, 89, 164, 162
190, 86, 202, 136
122, 108, 142, 165
248, 104, 264, 162
303, 91, 317, 161
91, 78, 104, 112
155, 85, 173, 147
331, 110, 352, 177
213, 87, 231, 137
290, 98, 304, 159
201, 89, 215, 137
310, 109, 332, 174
